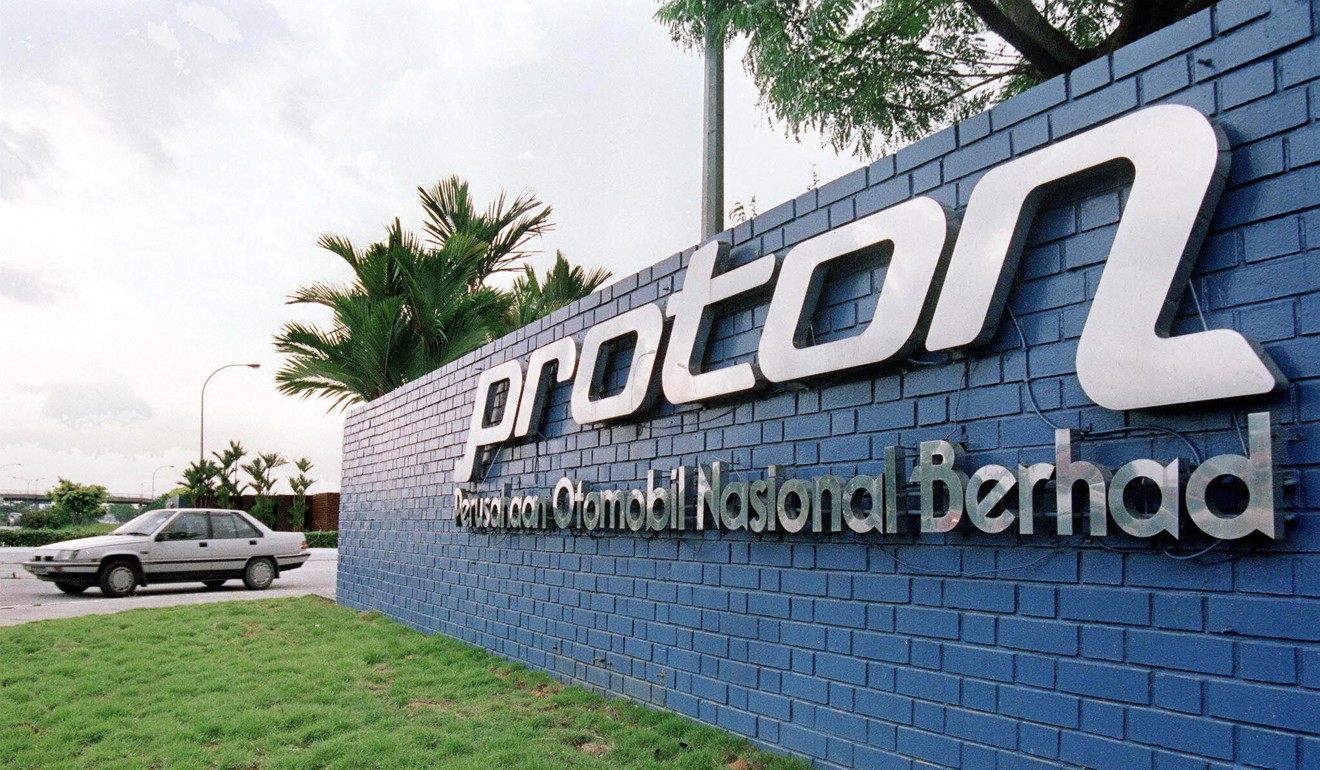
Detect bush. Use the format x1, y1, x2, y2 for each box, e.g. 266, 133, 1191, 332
19, 508, 69, 530
0, 525, 116, 548
304, 530, 337, 549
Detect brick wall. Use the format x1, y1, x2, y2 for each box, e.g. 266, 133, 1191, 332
338, 1, 1320, 766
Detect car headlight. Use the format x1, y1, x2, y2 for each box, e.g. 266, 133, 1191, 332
55, 550, 79, 561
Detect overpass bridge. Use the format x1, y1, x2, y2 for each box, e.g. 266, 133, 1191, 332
0, 490, 154, 506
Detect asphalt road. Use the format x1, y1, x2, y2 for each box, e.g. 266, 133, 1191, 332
0, 547, 338, 627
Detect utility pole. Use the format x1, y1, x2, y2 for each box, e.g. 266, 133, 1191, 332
701, 12, 724, 239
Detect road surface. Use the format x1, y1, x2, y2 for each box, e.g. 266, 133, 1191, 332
0, 546, 337, 627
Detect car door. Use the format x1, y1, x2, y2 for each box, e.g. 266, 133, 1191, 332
206, 512, 255, 576
150, 512, 215, 578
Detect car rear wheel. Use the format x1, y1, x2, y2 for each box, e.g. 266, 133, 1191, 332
203, 580, 227, 590
98, 561, 138, 598
55, 581, 89, 595
242, 558, 275, 590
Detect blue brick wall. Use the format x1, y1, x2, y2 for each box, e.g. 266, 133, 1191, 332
338, 1, 1320, 767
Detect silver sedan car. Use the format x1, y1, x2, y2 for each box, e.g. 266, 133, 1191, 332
23, 508, 310, 597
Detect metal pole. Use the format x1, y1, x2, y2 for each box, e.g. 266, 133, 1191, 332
151, 464, 174, 500
701, 12, 725, 239
200, 363, 260, 464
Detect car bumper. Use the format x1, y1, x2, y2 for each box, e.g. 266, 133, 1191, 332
22, 560, 99, 582
276, 553, 310, 572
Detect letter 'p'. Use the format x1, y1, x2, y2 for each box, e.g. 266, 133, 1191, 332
453, 360, 524, 483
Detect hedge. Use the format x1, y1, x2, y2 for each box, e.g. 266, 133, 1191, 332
0, 526, 117, 548
304, 530, 338, 548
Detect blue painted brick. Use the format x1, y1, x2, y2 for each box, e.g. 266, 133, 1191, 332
946, 707, 1018, 750
1153, 672, 1203, 714
945, 580, 1015, 613
1219, 59, 1277, 108
1237, 726, 1300, 770
999, 685, 1080, 728
895, 124, 957, 172
1059, 586, 1150, 625
1057, 659, 1150, 704
1016, 584, 1056, 618
991, 77, 1067, 130
1051, 78, 1139, 137
1207, 596, 1320, 642
1060, 732, 1155, 770
944, 644, 1015, 683
1070, 55, 1112, 96
999, 617, 1079, 655
1128, 629, 1234, 675
895, 606, 960, 640
1130, 708, 1235, 760
896, 727, 960, 767
1142, 55, 1193, 100
1153, 593, 1204, 631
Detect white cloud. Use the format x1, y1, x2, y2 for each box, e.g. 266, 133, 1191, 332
145, 20, 188, 74
176, 2, 243, 44
0, 264, 66, 307
41, 376, 154, 429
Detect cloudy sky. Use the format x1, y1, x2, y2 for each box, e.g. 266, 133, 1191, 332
0, 1, 863, 497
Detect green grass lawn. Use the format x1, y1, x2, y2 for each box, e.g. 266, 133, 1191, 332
0, 597, 807, 770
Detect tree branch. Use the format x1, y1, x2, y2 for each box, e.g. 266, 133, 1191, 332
963, 0, 1089, 77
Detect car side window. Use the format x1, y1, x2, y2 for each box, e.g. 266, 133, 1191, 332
210, 514, 239, 539
230, 514, 261, 539
161, 513, 209, 540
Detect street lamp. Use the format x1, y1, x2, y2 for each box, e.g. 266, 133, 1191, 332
0, 463, 19, 492
151, 464, 175, 500
200, 363, 261, 463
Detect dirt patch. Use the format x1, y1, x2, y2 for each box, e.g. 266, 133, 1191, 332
728, 758, 757, 770
578, 741, 611, 757
241, 623, 263, 639
531, 682, 558, 698
13, 723, 41, 734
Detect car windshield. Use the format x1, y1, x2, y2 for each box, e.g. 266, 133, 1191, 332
111, 509, 177, 536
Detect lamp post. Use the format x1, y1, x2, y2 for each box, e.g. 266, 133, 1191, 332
0, 463, 18, 504
151, 464, 175, 500
200, 363, 260, 464
0, 463, 19, 493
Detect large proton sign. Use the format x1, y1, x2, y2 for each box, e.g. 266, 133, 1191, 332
453, 105, 1286, 542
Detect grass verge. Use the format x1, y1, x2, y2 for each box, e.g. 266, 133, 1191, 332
0, 596, 806, 770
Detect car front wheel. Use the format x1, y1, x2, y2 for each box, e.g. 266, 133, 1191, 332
242, 558, 276, 590
55, 581, 89, 595
98, 561, 138, 598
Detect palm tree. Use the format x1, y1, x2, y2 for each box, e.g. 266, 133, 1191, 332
275, 179, 608, 410
274, 220, 508, 409
419, 176, 554, 289
502, 251, 612, 333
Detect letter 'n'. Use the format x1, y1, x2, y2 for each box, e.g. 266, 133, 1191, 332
924, 105, 1285, 410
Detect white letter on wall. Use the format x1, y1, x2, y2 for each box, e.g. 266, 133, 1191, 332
453, 359, 524, 484
924, 104, 1284, 410
571, 303, 666, 424
662, 240, 776, 404
758, 196, 952, 382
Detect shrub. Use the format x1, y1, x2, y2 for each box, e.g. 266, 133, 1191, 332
0, 525, 115, 548
19, 508, 69, 530
48, 478, 108, 525
304, 530, 338, 549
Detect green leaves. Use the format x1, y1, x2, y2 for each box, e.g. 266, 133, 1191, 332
47, 478, 108, 525
275, 177, 607, 410
655, 0, 1165, 156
